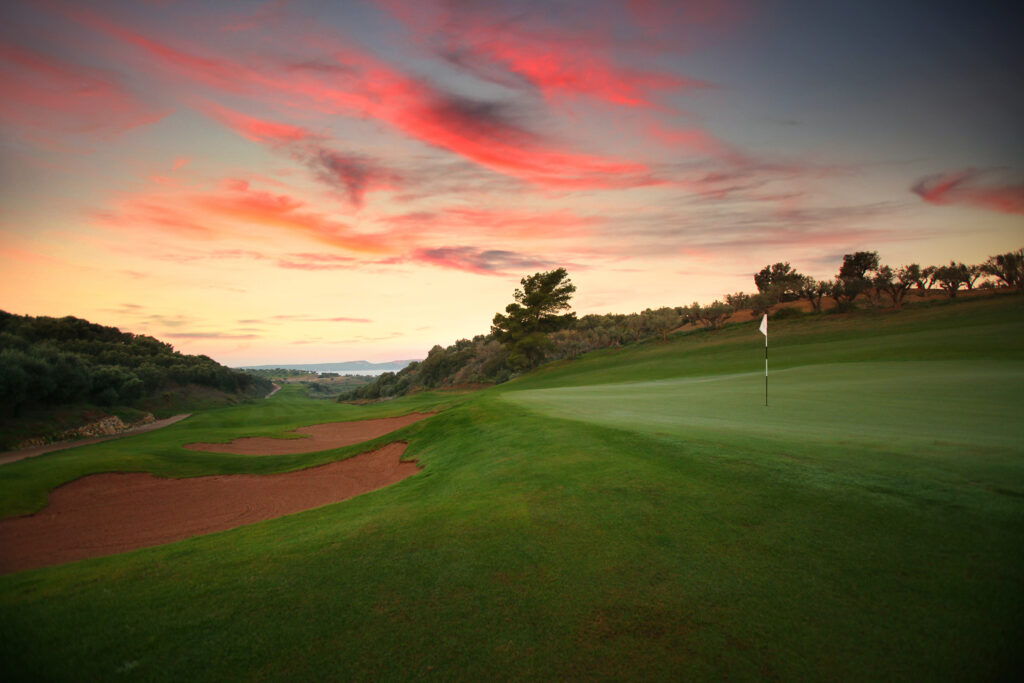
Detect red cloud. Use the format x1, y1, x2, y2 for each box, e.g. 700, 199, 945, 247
200, 102, 315, 145
912, 169, 1024, 215
98, 178, 393, 254
381, 83, 657, 187
450, 31, 699, 107
67, 7, 658, 189
378, 0, 707, 108
0, 41, 163, 139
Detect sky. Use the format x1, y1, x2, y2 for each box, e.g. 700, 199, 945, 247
1, 0, 1022, 366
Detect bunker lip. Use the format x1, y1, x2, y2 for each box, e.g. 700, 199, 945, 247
0, 441, 420, 575
183, 412, 435, 455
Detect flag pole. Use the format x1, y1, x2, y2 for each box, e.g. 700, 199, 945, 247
759, 314, 768, 407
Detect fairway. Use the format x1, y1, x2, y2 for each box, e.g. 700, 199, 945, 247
2, 298, 1023, 680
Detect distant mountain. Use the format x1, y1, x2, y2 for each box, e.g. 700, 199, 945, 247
237, 360, 419, 374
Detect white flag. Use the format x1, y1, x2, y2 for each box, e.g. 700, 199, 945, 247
759, 313, 768, 337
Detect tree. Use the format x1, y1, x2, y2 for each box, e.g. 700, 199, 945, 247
687, 301, 734, 330
981, 248, 1024, 291
642, 307, 682, 341
838, 251, 880, 280
916, 265, 937, 295
829, 276, 871, 309
724, 292, 752, 310
875, 264, 920, 309
748, 292, 777, 317
934, 262, 969, 298
831, 251, 880, 309
491, 268, 577, 369
754, 262, 804, 301
798, 276, 830, 313
964, 264, 984, 290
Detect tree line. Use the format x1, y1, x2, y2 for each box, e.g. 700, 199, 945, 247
343, 247, 1023, 402
726, 247, 1023, 318
0, 311, 273, 416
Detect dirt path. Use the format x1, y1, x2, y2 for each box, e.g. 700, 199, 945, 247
0, 442, 420, 574
184, 412, 434, 455
0, 414, 192, 466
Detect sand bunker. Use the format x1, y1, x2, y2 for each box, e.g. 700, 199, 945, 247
0, 442, 419, 574
184, 412, 433, 455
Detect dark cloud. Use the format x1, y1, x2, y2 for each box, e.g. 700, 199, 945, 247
164, 332, 260, 339
412, 246, 557, 275
307, 149, 394, 208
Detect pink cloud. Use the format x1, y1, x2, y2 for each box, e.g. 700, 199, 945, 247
275, 253, 360, 271
199, 102, 401, 208
381, 206, 594, 240
625, 0, 745, 41
646, 123, 748, 165
66, 8, 257, 93
0, 41, 164, 139
912, 168, 1024, 215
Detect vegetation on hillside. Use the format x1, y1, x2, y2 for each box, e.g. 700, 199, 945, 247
0, 311, 273, 431
343, 247, 1023, 401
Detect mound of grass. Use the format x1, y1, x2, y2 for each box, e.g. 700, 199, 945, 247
1, 295, 1022, 680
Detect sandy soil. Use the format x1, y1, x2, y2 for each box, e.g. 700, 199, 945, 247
0, 441, 420, 574
184, 412, 434, 455
0, 414, 192, 466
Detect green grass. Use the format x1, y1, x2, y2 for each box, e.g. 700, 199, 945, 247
2, 295, 1023, 680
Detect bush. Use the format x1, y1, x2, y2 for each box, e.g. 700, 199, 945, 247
771, 307, 804, 320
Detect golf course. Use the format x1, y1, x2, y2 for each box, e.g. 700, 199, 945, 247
1, 295, 1022, 680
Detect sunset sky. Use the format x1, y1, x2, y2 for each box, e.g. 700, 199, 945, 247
2, 0, 1021, 366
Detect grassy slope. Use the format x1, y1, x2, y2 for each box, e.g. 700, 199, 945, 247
1, 296, 1023, 680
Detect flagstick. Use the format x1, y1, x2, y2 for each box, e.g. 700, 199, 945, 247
758, 313, 769, 407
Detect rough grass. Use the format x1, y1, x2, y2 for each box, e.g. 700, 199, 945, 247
1, 295, 1022, 680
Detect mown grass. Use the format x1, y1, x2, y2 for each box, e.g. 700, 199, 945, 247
1, 295, 1022, 680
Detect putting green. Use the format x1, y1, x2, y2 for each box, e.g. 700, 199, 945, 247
504, 360, 1024, 459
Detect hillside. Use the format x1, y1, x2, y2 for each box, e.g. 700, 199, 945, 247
0, 311, 273, 449
1, 294, 1021, 679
